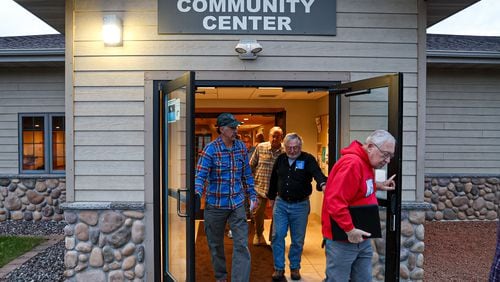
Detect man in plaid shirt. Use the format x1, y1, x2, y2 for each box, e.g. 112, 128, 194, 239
195, 113, 257, 282
490, 212, 500, 281
250, 126, 284, 245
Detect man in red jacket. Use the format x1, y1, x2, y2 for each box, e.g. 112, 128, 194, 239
321, 129, 397, 282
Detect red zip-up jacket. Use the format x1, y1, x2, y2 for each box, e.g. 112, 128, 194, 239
321, 141, 378, 240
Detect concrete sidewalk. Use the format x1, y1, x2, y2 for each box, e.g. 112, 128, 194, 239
0, 235, 64, 280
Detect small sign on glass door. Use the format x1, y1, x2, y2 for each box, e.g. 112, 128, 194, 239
167, 98, 180, 123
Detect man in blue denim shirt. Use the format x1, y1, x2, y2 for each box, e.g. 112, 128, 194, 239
195, 113, 257, 282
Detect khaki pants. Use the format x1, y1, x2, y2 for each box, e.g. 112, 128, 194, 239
253, 195, 268, 237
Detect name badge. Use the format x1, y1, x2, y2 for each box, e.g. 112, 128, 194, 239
295, 160, 305, 170
365, 179, 374, 197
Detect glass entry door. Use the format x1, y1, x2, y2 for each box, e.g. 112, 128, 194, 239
156, 72, 196, 281
328, 73, 403, 280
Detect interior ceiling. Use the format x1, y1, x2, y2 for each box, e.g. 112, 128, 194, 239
196, 87, 328, 100
13, 0, 479, 36
196, 114, 275, 131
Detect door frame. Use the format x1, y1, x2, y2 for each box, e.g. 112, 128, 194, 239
149, 71, 404, 281
153, 72, 196, 281
328, 73, 403, 280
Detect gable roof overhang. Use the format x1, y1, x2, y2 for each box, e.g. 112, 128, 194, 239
14, 0, 480, 35
426, 0, 480, 27
14, 0, 65, 34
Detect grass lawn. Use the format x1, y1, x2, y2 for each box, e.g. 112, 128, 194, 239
0, 236, 46, 267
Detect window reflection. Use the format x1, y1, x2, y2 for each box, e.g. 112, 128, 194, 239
22, 116, 45, 171
20, 114, 65, 173
52, 116, 65, 171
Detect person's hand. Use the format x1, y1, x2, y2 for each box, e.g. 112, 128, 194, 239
316, 182, 326, 191
194, 193, 201, 213
250, 199, 258, 211
378, 174, 396, 191
346, 228, 371, 243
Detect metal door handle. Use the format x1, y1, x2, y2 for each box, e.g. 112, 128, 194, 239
176, 188, 189, 217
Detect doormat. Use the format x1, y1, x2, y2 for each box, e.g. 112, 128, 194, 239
195, 221, 274, 281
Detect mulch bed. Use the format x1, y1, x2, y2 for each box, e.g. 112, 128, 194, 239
424, 221, 498, 281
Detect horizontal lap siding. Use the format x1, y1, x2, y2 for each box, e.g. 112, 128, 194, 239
73, 0, 419, 201
0, 68, 64, 175
426, 68, 500, 174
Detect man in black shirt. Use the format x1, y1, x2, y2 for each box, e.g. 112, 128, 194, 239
267, 133, 327, 281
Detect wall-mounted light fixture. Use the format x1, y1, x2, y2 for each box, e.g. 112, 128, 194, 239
235, 39, 263, 60
103, 15, 123, 46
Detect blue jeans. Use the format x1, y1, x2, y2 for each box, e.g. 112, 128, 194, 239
324, 239, 372, 282
204, 204, 251, 282
271, 197, 310, 270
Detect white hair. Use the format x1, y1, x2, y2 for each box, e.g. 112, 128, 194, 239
283, 132, 303, 146
365, 130, 396, 147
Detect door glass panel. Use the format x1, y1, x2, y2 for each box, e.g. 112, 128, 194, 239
340, 86, 390, 200
165, 87, 187, 280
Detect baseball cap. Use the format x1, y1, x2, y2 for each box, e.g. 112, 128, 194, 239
216, 113, 242, 128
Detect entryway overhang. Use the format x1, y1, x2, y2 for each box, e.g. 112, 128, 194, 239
14, 0, 480, 34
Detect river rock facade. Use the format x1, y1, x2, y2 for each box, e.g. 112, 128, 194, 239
372, 205, 427, 282
424, 176, 499, 221
62, 203, 146, 282
0, 177, 66, 222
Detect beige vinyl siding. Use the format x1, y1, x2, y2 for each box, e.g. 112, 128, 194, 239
0, 68, 65, 175
426, 68, 500, 175
72, 0, 420, 201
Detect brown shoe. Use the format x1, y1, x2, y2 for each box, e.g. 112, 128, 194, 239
272, 269, 286, 281
253, 234, 267, 245
290, 269, 301, 280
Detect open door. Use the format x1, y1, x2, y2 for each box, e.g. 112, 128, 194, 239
154, 72, 196, 281
328, 73, 403, 281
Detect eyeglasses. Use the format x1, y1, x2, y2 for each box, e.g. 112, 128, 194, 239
285, 145, 301, 151
372, 143, 394, 159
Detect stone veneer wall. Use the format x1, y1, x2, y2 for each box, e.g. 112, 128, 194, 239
61, 202, 146, 282
424, 176, 499, 221
0, 176, 66, 222
371, 203, 428, 282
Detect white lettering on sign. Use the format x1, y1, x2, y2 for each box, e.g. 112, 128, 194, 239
202, 15, 291, 31
178, 0, 315, 13
229, 0, 244, 12
177, 0, 315, 31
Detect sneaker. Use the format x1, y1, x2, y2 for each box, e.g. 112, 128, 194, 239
290, 269, 301, 280
272, 269, 286, 281
253, 234, 267, 245
216, 279, 228, 282
227, 230, 233, 239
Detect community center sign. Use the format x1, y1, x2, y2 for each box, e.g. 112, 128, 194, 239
158, 0, 336, 35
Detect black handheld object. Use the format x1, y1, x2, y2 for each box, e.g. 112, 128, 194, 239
330, 205, 382, 241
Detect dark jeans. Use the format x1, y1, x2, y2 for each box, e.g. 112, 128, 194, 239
204, 204, 251, 282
